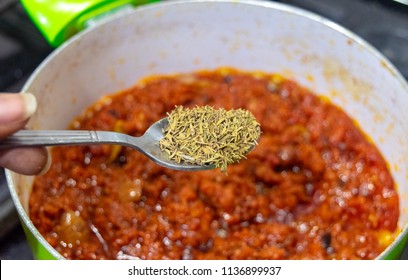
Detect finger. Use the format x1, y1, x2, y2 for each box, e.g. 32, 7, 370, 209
0, 93, 51, 175
0, 93, 37, 138
0, 147, 50, 175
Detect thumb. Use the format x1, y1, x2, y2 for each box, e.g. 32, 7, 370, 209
0, 93, 37, 138
0, 93, 50, 175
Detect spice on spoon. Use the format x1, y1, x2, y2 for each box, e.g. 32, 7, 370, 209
159, 105, 261, 172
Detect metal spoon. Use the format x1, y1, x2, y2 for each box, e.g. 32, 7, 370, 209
0, 118, 215, 172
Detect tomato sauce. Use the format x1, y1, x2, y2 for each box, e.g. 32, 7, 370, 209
29, 69, 399, 259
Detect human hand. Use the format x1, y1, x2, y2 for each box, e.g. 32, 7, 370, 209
0, 93, 50, 175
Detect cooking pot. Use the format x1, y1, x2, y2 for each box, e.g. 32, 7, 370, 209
5, 0, 408, 259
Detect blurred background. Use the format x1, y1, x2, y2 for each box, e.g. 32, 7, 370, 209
1, 0, 408, 259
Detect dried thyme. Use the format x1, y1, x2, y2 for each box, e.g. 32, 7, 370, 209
159, 105, 261, 172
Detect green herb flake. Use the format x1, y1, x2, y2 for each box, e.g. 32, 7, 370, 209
159, 105, 261, 172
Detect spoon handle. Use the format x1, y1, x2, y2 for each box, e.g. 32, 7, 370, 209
0, 130, 130, 148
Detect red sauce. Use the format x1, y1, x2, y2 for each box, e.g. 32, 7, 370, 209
29, 69, 399, 259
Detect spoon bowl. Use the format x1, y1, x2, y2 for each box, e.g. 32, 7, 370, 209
0, 117, 216, 171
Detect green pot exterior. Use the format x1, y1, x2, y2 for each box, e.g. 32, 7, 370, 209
21, 222, 57, 260
380, 230, 408, 260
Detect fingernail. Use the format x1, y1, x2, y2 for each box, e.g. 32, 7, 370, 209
38, 150, 52, 176
20, 93, 37, 119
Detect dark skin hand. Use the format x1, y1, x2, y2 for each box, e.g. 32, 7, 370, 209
0, 93, 49, 175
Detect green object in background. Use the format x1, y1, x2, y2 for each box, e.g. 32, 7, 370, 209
21, 0, 160, 48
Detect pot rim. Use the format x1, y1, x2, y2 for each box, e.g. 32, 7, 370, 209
6, 0, 408, 260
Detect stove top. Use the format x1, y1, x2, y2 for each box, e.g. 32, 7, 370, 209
1, 0, 408, 259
